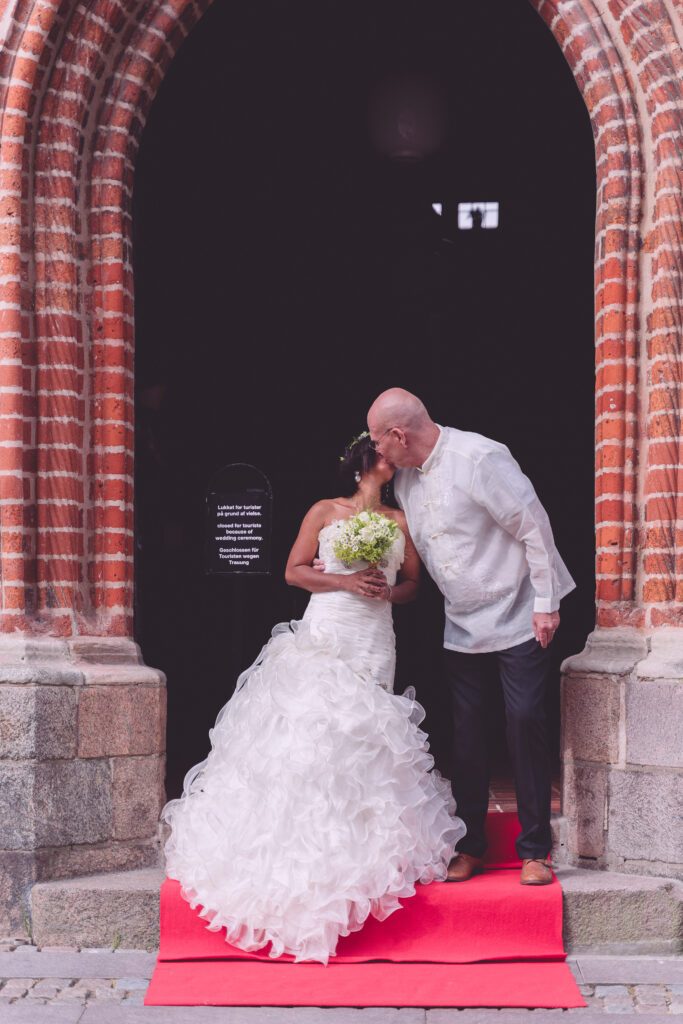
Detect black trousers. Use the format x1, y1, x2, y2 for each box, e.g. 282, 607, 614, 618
443, 635, 552, 860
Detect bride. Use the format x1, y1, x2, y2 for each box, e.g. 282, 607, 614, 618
160, 432, 466, 964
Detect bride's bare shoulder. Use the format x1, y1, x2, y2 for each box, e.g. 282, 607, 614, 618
301, 498, 352, 530
323, 497, 356, 524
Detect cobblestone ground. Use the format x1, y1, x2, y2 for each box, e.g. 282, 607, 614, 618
0, 936, 681, 1021
6, 978, 683, 1011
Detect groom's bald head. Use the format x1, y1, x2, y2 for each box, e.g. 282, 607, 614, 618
368, 388, 430, 434
367, 388, 439, 468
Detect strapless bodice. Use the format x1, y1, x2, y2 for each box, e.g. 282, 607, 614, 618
300, 518, 406, 692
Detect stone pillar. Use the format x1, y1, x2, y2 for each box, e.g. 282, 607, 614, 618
0, 637, 166, 935
561, 628, 683, 879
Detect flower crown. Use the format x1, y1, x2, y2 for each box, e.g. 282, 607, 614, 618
339, 430, 370, 462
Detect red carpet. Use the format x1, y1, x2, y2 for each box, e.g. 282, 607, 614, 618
158, 871, 564, 964
145, 811, 585, 1008
145, 961, 583, 1007
483, 807, 532, 868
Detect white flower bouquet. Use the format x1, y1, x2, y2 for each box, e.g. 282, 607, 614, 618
333, 510, 398, 568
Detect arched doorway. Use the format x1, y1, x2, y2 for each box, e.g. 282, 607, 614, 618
132, 0, 596, 798
4, 0, 683, 935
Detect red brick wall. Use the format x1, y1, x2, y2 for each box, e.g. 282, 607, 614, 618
0, 0, 681, 638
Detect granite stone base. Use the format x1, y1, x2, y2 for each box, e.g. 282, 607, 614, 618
561, 627, 683, 880
0, 636, 166, 935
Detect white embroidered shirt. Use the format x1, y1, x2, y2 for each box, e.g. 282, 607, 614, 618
393, 425, 576, 653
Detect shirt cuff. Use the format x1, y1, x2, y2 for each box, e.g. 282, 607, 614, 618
534, 595, 559, 614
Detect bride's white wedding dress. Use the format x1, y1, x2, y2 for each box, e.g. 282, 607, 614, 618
161, 520, 466, 964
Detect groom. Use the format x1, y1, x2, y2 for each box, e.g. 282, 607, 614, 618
367, 388, 576, 886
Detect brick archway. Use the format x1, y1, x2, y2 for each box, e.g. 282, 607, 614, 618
1, 0, 214, 638
2, 0, 680, 638
0, 1, 682, 930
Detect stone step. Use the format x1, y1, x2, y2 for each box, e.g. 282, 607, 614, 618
557, 866, 683, 955
30, 868, 164, 952
29, 866, 683, 954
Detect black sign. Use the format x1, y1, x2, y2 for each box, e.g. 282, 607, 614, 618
205, 465, 272, 575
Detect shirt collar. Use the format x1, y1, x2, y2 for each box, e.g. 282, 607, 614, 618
417, 424, 445, 474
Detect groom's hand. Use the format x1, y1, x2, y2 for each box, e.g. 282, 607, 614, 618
533, 611, 559, 648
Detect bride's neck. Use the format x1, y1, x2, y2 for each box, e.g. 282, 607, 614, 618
352, 480, 382, 512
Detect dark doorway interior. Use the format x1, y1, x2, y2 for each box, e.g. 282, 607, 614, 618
133, 0, 597, 799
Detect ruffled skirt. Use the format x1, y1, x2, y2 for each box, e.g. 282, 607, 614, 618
160, 618, 466, 964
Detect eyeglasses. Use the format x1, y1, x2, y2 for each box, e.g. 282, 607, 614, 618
369, 427, 394, 452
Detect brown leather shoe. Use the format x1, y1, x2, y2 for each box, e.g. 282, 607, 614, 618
446, 852, 485, 882
520, 858, 553, 885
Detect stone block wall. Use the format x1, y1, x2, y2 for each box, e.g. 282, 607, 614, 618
0, 637, 166, 934
562, 628, 683, 879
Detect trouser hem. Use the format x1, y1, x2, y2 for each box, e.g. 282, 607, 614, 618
517, 848, 553, 860
455, 840, 487, 858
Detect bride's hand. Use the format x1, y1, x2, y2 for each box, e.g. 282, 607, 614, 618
343, 567, 387, 598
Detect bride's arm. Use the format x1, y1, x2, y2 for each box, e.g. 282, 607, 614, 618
386, 517, 420, 605
285, 502, 386, 597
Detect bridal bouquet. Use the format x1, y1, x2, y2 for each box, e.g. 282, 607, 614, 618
333, 511, 398, 568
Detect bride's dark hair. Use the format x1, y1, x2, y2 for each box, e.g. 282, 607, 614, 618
338, 434, 378, 497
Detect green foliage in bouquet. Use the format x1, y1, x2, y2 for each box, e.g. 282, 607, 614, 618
332, 511, 399, 567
